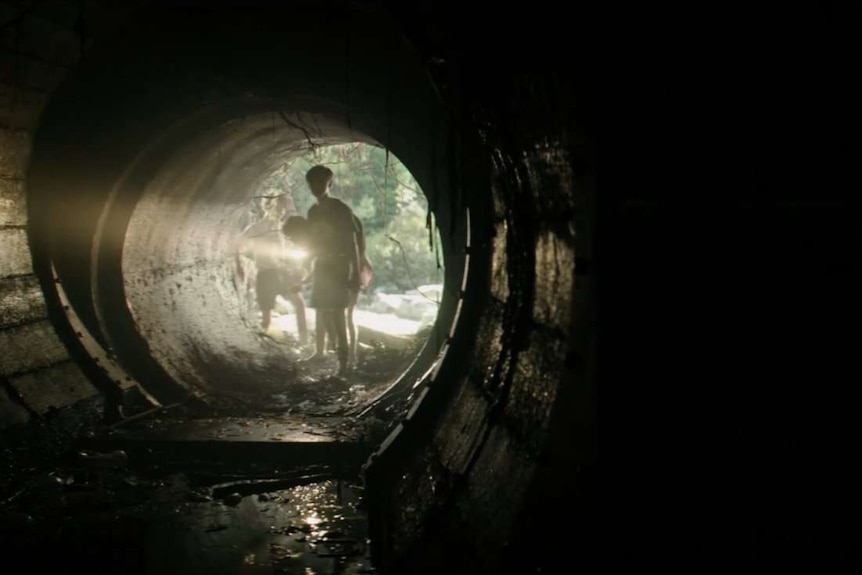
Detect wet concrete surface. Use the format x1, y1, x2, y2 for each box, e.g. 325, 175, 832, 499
72, 413, 388, 483
198, 324, 427, 419
101, 413, 369, 443
0, 366, 399, 574
2, 402, 380, 573
1, 466, 376, 574
0, 320, 422, 573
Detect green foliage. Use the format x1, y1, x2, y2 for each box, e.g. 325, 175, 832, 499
256, 143, 443, 292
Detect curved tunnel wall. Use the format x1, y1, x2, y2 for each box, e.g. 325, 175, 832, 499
1, 1, 128, 434
1, 2, 597, 574
26, 5, 467, 403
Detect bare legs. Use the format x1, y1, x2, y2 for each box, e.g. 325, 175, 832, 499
332, 309, 348, 374
310, 308, 350, 375
260, 292, 308, 346
346, 304, 357, 366
324, 306, 355, 360
285, 292, 308, 345
314, 310, 329, 357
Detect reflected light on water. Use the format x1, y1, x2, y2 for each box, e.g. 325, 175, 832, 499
304, 511, 321, 526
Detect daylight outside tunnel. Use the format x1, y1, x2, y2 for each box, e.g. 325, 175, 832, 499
1, 1, 596, 574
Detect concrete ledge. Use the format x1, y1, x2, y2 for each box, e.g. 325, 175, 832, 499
9, 360, 99, 415
0, 273, 47, 327
0, 174, 26, 224
0, 127, 30, 178
0, 319, 69, 375
0, 227, 32, 276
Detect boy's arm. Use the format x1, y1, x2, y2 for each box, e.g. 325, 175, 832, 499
343, 211, 359, 290
350, 212, 373, 290
353, 215, 366, 257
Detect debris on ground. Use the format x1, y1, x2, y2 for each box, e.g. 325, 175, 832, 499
1, 443, 375, 575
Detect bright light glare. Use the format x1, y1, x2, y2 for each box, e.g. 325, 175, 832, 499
286, 248, 308, 260
304, 512, 321, 526
353, 310, 432, 336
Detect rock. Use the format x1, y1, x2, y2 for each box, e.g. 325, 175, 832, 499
78, 450, 129, 469
224, 492, 243, 506
29, 473, 65, 492
186, 491, 213, 503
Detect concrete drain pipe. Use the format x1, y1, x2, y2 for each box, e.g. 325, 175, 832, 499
2, 2, 596, 573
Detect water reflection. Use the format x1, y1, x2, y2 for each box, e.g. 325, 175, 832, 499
166, 479, 373, 574
1, 467, 377, 575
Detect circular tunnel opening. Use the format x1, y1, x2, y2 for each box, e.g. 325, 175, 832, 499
239, 144, 445, 385
122, 136, 445, 415
25, 5, 479, 422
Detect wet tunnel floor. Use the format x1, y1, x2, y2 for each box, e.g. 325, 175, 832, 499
197, 326, 424, 418
1, 409, 385, 574
1, 407, 391, 573
0, 323, 417, 573
2, 472, 376, 574
99, 412, 374, 443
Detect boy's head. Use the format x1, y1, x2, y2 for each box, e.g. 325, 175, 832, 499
305, 165, 333, 198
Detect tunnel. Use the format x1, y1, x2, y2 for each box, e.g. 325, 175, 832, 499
2, 1, 598, 572
25, 7, 469, 409
3, 1, 860, 573
0, 0, 581, 572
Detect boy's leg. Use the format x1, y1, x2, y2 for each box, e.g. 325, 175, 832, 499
256, 270, 277, 331
287, 291, 308, 345
346, 304, 357, 365
326, 320, 337, 352
309, 309, 326, 358
333, 308, 349, 375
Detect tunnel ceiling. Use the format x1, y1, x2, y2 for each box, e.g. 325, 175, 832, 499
26, 3, 472, 401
